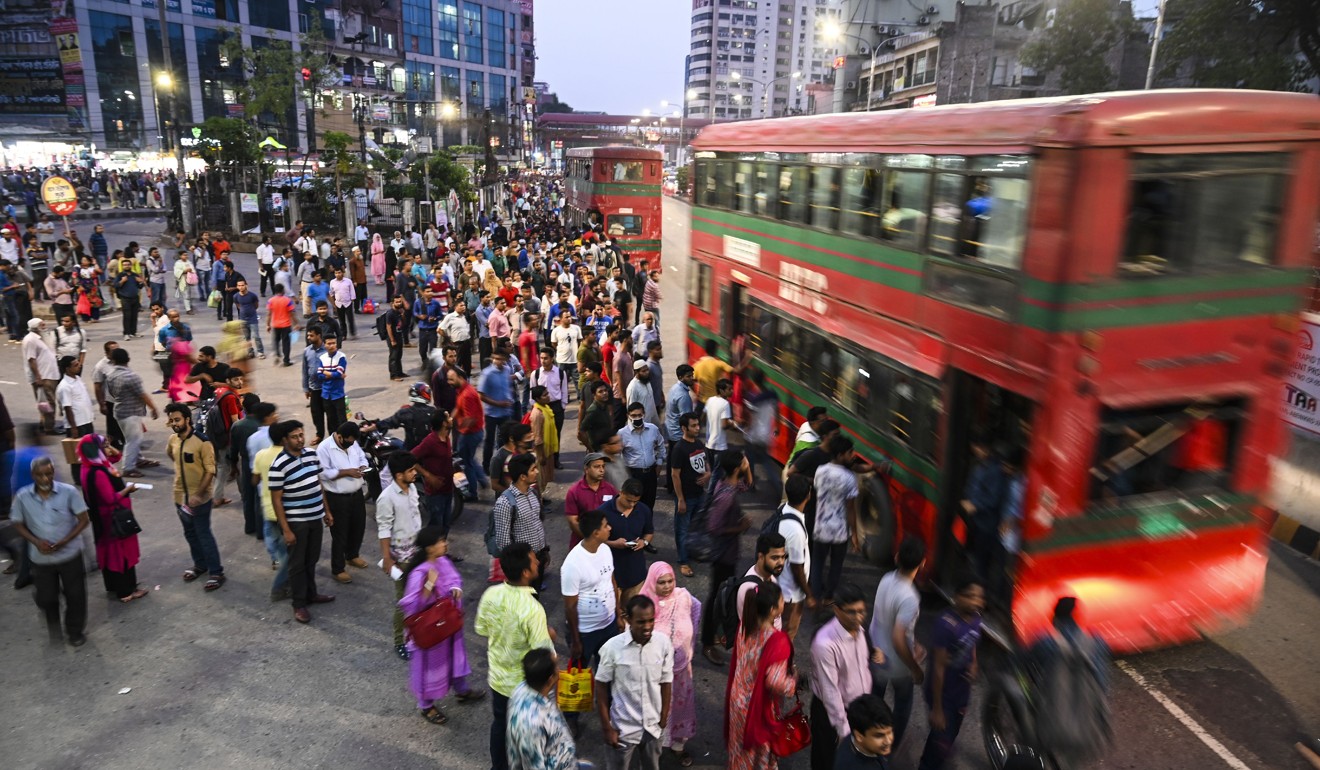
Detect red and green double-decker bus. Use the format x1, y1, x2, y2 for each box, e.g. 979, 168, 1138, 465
563, 146, 664, 267
687, 90, 1320, 653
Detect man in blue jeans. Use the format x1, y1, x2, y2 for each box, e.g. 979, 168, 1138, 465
666, 411, 710, 578
449, 366, 489, 501
164, 403, 226, 592
870, 535, 927, 752
478, 346, 515, 471
253, 426, 291, 602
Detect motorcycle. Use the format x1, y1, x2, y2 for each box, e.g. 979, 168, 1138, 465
354, 411, 469, 522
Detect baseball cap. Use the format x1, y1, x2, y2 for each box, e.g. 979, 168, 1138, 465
583, 452, 612, 465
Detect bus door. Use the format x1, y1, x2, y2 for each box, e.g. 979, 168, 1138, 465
935, 370, 1035, 595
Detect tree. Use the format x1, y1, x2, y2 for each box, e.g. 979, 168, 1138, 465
1022, 0, 1136, 94
539, 95, 574, 114
218, 12, 339, 144
196, 117, 262, 169
1158, 0, 1315, 90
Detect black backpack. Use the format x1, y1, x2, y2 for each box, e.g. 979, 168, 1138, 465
711, 574, 763, 650
195, 391, 237, 447
759, 504, 806, 539
375, 313, 390, 341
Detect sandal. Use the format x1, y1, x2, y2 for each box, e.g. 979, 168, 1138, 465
213, 498, 232, 506
123, 470, 144, 478
455, 689, 486, 704
679, 564, 695, 577
204, 575, 227, 592
674, 750, 694, 767
420, 707, 449, 725
182, 568, 203, 582
120, 588, 149, 604
136, 459, 161, 468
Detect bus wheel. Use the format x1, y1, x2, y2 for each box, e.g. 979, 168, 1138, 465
858, 474, 896, 568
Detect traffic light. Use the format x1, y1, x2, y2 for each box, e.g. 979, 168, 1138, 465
300, 67, 311, 83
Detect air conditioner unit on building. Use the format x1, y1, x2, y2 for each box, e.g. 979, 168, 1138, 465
845, 80, 857, 90
918, 15, 930, 25
927, 5, 940, 14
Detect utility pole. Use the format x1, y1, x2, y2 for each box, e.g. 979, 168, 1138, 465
156, 0, 192, 236
1145, 0, 1168, 89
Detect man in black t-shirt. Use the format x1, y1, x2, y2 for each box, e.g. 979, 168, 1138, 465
667, 410, 711, 578
788, 418, 840, 536
384, 295, 408, 380
185, 346, 229, 401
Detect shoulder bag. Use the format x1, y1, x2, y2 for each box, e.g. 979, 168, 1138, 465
404, 595, 463, 649
88, 466, 143, 539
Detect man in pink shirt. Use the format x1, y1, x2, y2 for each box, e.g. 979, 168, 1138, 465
329, 267, 357, 340
810, 583, 881, 770
487, 296, 512, 345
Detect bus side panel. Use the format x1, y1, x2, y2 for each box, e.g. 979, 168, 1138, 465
1015, 522, 1268, 653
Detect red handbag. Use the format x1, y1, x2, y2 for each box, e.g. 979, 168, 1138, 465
404, 596, 463, 649
768, 696, 812, 757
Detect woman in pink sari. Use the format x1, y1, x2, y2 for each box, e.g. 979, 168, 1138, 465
167, 337, 194, 402
640, 561, 702, 766
371, 233, 387, 284
399, 526, 484, 724
77, 434, 149, 603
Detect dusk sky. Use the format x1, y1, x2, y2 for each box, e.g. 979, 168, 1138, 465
534, 0, 692, 115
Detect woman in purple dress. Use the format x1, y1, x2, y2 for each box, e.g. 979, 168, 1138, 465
399, 526, 484, 724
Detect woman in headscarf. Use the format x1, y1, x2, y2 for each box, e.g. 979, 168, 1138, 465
726, 581, 795, 770
640, 561, 702, 767
78, 434, 148, 603
217, 320, 253, 381
398, 526, 484, 725
371, 233, 387, 285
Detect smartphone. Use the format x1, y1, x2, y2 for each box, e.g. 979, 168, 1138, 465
625, 540, 638, 548
131, 482, 154, 490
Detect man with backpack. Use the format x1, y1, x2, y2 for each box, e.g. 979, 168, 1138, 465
695, 449, 753, 666
1027, 597, 1112, 768
773, 474, 815, 641
204, 367, 244, 507
381, 295, 408, 381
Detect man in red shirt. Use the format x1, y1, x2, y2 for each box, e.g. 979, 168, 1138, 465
564, 452, 617, 550
265, 285, 298, 366
210, 366, 245, 506
497, 275, 520, 309
516, 313, 541, 411
448, 366, 487, 501
411, 410, 458, 531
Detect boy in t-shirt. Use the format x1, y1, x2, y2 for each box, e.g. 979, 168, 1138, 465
919, 576, 984, 770
834, 694, 894, 769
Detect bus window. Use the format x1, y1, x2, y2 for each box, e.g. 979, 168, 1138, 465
754, 161, 776, 218
889, 373, 920, 448
965, 176, 1029, 269
803, 330, 835, 393
840, 167, 884, 239
735, 161, 756, 214
777, 165, 809, 224
882, 170, 930, 251
929, 173, 966, 256
1120, 153, 1288, 277
607, 214, 644, 236
773, 320, 803, 381
1089, 399, 1243, 502
613, 161, 645, 182
836, 348, 871, 420
699, 161, 732, 208
809, 166, 840, 230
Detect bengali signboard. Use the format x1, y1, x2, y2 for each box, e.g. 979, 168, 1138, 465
240, 193, 259, 213
50, 4, 83, 129
41, 175, 79, 216
1285, 313, 1320, 436
0, 57, 65, 114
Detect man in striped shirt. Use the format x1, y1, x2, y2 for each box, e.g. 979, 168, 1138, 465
268, 419, 336, 623
489, 453, 549, 588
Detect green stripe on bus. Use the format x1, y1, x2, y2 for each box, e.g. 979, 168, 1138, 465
686, 319, 941, 497
692, 207, 925, 293
693, 206, 1307, 331
578, 182, 662, 196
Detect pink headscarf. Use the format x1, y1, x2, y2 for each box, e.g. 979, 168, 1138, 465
639, 561, 696, 670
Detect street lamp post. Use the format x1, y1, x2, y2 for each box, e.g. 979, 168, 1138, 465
730, 71, 801, 117
154, 0, 192, 235
660, 88, 697, 165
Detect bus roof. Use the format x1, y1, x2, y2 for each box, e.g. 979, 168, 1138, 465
692, 90, 1320, 154
565, 145, 665, 161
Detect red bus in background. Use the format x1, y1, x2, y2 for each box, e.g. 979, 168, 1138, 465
687, 90, 1320, 653
562, 146, 664, 268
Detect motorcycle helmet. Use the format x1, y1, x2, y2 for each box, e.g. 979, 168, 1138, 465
408, 382, 432, 405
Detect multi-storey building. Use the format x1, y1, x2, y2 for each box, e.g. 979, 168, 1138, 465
686, 0, 843, 121
0, 0, 531, 157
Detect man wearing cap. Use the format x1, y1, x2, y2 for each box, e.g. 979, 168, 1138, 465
316, 421, 370, 584
24, 319, 60, 433
564, 452, 618, 550
625, 358, 660, 427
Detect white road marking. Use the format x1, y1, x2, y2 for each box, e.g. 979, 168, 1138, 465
0, 380, 17, 385
1117, 660, 1255, 770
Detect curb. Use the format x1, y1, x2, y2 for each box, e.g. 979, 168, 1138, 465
1268, 511, 1320, 559
47, 209, 167, 222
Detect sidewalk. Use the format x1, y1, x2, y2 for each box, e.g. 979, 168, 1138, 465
1269, 434, 1320, 559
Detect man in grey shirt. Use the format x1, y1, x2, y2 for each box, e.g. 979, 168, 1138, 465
869, 535, 927, 751
11, 456, 91, 646
104, 347, 160, 475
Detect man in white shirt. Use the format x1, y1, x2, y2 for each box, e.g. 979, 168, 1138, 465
561, 507, 623, 729
550, 312, 582, 388
24, 318, 60, 433
316, 421, 370, 584
354, 220, 370, 256
777, 475, 815, 642
56, 356, 97, 437
702, 378, 734, 454
255, 236, 275, 296
376, 451, 425, 660
595, 593, 674, 770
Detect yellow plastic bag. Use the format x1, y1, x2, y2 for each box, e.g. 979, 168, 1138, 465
556, 661, 594, 713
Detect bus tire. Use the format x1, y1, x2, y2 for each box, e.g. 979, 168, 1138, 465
858, 474, 896, 568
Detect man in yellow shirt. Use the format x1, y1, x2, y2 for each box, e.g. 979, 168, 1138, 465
692, 338, 733, 405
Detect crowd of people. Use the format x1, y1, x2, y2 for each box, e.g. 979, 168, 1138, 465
1, 175, 1108, 770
